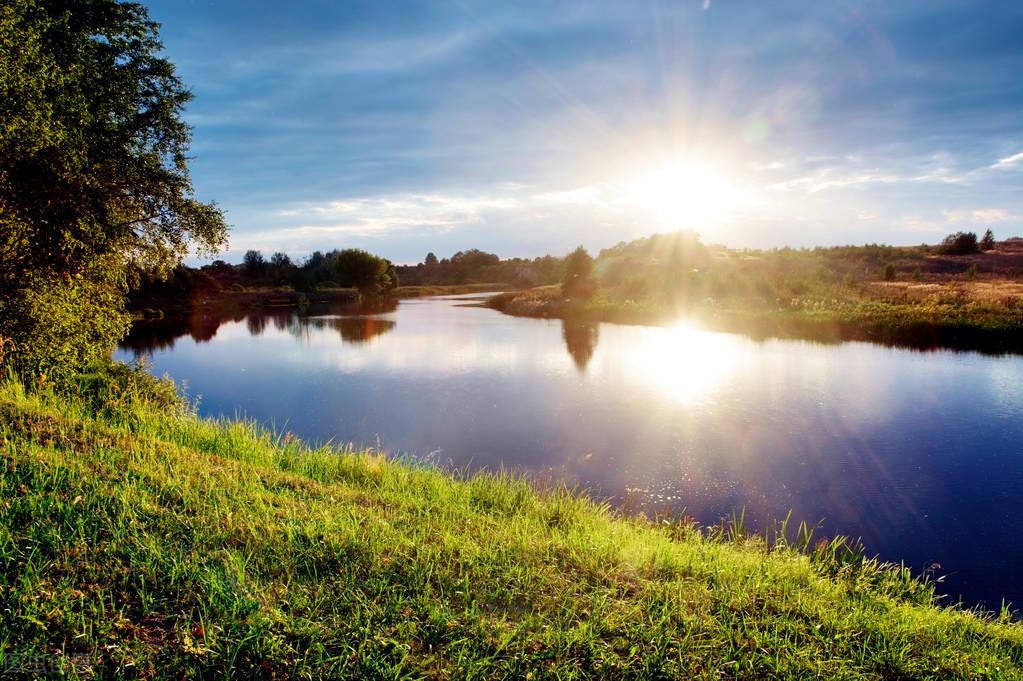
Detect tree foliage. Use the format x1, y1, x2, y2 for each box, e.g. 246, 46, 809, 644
980, 229, 996, 252
561, 246, 597, 299
938, 232, 979, 256
334, 249, 398, 293
0, 0, 227, 379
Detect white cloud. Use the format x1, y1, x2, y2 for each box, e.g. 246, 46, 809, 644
768, 163, 965, 194
991, 151, 1023, 170
944, 208, 1015, 224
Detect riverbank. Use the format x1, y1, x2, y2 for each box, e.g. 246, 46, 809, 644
131, 284, 508, 321
488, 283, 1023, 354
1, 370, 1021, 678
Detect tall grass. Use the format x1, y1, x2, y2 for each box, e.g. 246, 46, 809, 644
1, 374, 1021, 678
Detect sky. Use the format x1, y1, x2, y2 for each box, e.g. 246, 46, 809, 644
146, 0, 1023, 264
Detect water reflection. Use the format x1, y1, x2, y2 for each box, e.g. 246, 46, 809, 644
624, 322, 738, 404
561, 319, 599, 372
123, 298, 397, 356
303, 316, 396, 344
116, 294, 1023, 610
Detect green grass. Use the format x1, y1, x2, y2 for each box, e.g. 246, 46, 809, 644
488, 287, 1023, 353
1, 378, 1022, 678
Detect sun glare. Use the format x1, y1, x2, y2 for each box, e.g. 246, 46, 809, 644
625, 321, 737, 404
626, 160, 737, 229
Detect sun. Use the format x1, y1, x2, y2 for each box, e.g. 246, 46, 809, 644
626, 159, 737, 229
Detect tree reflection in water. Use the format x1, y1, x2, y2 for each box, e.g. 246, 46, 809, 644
300, 317, 396, 343
561, 319, 600, 372
120, 298, 398, 357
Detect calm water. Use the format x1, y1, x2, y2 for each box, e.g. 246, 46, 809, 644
118, 294, 1023, 609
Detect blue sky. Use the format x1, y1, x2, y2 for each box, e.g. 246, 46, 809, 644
147, 0, 1023, 264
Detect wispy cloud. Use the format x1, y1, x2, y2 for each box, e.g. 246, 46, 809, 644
270, 193, 520, 238
944, 208, 1015, 223
991, 151, 1023, 170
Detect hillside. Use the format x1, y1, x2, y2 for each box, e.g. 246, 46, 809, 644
0, 377, 1021, 678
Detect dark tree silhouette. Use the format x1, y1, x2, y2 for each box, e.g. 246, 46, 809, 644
980, 229, 996, 251
938, 232, 979, 255
243, 250, 266, 276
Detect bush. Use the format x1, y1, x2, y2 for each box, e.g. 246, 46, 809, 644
938, 232, 979, 255
68, 359, 185, 416
883, 264, 896, 281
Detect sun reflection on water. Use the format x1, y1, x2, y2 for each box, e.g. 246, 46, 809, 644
625, 321, 739, 404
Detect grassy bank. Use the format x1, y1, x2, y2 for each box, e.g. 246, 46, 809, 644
1, 377, 1021, 678
488, 283, 1023, 353
485, 233, 1023, 353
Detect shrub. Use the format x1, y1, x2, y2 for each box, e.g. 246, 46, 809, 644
883, 264, 896, 281
938, 232, 979, 255
68, 359, 185, 416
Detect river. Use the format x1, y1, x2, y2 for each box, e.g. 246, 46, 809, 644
117, 293, 1023, 610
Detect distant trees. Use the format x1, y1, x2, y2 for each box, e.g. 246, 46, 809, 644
396, 249, 551, 287
561, 246, 597, 299
243, 250, 266, 276
269, 252, 296, 282
938, 232, 980, 256
980, 229, 996, 251
334, 249, 398, 294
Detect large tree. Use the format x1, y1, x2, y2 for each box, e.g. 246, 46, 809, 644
334, 249, 398, 294
0, 0, 227, 379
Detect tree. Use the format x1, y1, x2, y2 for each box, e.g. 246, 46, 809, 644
0, 0, 227, 380
269, 251, 295, 282
938, 232, 979, 256
561, 246, 597, 299
980, 229, 996, 251
334, 249, 397, 294
243, 250, 266, 277
424, 252, 438, 266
